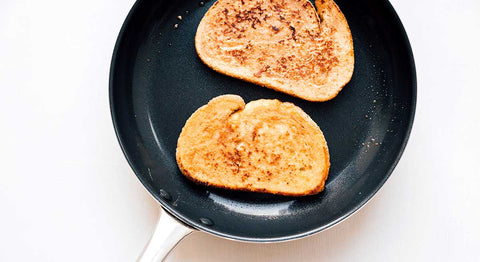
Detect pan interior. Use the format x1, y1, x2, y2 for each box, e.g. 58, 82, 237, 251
110, 0, 415, 241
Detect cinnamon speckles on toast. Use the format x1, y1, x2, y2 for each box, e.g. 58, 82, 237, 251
176, 95, 330, 196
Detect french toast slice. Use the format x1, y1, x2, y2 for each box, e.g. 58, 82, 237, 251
176, 95, 330, 196
195, 0, 354, 102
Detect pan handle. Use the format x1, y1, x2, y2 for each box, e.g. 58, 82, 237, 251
138, 208, 194, 262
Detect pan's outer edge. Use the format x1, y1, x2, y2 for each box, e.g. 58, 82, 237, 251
109, 0, 417, 243
109, 0, 202, 232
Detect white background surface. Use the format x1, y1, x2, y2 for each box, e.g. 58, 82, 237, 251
1, 0, 479, 261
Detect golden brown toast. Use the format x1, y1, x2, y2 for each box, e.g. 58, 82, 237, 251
176, 95, 330, 196
195, 0, 354, 102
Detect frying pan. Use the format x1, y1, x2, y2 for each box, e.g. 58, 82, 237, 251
109, 0, 416, 260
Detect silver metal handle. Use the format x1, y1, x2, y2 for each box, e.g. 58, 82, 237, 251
138, 208, 194, 262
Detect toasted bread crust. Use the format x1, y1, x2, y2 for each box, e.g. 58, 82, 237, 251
176, 95, 330, 196
195, 0, 354, 102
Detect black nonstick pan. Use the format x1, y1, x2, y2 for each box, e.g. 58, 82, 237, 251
109, 0, 416, 260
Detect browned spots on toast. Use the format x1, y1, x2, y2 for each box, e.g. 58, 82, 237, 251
233, 5, 265, 26
270, 153, 281, 164
306, 29, 319, 40
205, 152, 213, 159
224, 149, 241, 173
254, 65, 271, 78
272, 4, 282, 12
289, 25, 297, 41
227, 49, 247, 64
278, 57, 288, 69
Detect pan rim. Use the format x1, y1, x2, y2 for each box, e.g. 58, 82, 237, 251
109, 0, 417, 242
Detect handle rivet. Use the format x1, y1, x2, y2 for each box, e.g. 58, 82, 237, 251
159, 189, 172, 201
199, 217, 214, 226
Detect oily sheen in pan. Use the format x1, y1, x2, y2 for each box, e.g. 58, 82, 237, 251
195, 0, 354, 101
176, 95, 330, 196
